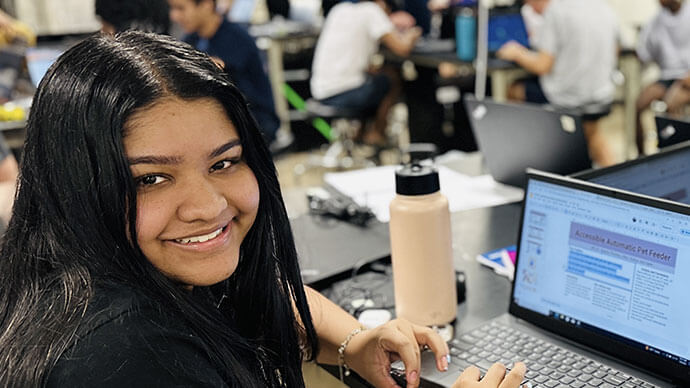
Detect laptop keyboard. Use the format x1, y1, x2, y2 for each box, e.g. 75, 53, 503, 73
391, 320, 663, 387
444, 321, 659, 388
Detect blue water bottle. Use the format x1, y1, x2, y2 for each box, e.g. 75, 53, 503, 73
455, 7, 476, 61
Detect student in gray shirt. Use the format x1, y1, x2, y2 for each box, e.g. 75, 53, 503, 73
496, 0, 619, 167
635, 0, 690, 155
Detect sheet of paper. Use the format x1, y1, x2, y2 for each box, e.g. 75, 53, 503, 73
324, 165, 524, 222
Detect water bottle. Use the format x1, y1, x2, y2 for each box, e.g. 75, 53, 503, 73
389, 163, 457, 326
455, 7, 476, 61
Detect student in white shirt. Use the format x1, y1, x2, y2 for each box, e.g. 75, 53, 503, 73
496, 0, 619, 167
310, 0, 421, 145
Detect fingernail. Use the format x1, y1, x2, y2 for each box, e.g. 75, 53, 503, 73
442, 354, 450, 371
407, 370, 418, 383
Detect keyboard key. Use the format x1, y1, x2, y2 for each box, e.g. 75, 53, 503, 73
577, 375, 593, 383
475, 359, 494, 371
525, 370, 538, 379
602, 375, 625, 386
567, 370, 582, 378
544, 379, 560, 388
534, 375, 549, 384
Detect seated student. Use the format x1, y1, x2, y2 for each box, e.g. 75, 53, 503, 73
0, 133, 17, 225
96, 0, 171, 34
0, 31, 527, 388
634, 0, 690, 155
0, 8, 35, 103
496, 0, 619, 167
310, 0, 421, 146
168, 0, 280, 144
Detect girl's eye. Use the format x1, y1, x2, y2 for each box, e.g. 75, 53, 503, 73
210, 159, 238, 172
136, 175, 166, 187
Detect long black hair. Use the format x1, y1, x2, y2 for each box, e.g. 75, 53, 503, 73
0, 31, 317, 387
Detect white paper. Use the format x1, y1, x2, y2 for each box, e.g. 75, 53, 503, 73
324, 165, 524, 222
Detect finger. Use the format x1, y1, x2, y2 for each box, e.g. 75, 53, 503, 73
480, 363, 507, 387
452, 365, 481, 388
411, 325, 450, 372
499, 362, 526, 388
379, 328, 421, 388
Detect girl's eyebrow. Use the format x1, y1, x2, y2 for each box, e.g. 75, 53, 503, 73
127, 155, 182, 166
127, 139, 242, 166
208, 138, 241, 159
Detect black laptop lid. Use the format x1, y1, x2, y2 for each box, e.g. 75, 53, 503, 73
464, 96, 591, 187
510, 169, 690, 386
655, 114, 690, 149
573, 140, 690, 205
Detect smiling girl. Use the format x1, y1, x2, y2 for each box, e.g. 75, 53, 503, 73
0, 32, 524, 388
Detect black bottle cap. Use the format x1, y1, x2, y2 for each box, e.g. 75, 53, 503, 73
395, 163, 440, 195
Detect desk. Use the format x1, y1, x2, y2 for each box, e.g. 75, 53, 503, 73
307, 202, 522, 387
388, 45, 527, 102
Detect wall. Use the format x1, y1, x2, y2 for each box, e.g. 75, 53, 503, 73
13, 0, 100, 36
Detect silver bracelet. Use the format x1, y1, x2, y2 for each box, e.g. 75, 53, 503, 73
337, 326, 365, 381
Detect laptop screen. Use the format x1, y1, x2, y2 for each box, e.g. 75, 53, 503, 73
583, 144, 690, 205
513, 176, 690, 368
26, 47, 62, 88
488, 13, 529, 53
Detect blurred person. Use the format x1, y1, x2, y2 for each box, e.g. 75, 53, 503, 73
168, 0, 280, 144
310, 0, 422, 146
0, 133, 17, 225
0, 8, 35, 47
95, 0, 171, 34
634, 0, 690, 154
496, 0, 619, 167
0, 8, 35, 103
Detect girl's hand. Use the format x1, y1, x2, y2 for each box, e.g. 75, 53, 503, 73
452, 362, 527, 388
344, 318, 450, 388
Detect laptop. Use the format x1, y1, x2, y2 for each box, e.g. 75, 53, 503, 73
655, 114, 690, 149
573, 140, 690, 205
464, 95, 591, 187
406, 169, 690, 387
25, 47, 63, 88
488, 9, 530, 56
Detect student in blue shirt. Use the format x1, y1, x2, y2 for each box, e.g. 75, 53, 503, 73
168, 0, 280, 144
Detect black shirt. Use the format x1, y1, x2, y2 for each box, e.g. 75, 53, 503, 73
46, 283, 228, 387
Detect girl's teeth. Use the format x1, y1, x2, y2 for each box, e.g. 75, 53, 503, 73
176, 227, 223, 244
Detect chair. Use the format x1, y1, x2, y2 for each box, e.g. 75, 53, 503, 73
293, 99, 377, 177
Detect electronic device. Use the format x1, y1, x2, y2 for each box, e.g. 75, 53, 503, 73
26, 47, 63, 88
464, 95, 591, 187
487, 9, 530, 55
572, 140, 690, 205
655, 114, 690, 149
403, 169, 690, 387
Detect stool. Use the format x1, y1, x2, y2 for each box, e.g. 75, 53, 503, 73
293, 99, 377, 177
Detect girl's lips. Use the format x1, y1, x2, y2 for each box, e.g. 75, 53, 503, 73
166, 224, 232, 251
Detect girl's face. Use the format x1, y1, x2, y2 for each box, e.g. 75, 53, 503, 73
123, 97, 259, 287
